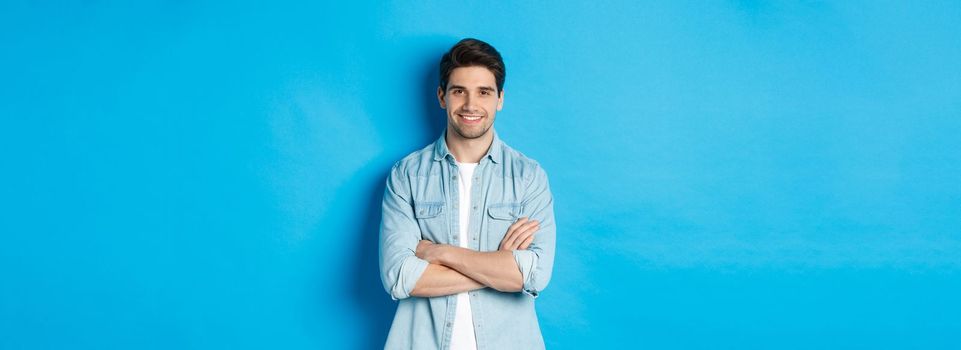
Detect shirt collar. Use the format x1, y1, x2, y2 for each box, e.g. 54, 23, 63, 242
433, 129, 503, 164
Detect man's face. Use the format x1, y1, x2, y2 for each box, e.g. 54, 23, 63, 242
437, 66, 504, 140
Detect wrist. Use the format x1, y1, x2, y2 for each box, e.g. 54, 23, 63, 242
438, 245, 462, 268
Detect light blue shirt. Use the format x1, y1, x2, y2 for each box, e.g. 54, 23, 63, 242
379, 130, 556, 349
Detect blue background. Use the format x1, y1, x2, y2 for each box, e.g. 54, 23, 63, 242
2, 1, 960, 349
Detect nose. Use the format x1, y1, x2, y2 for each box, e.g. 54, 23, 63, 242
462, 93, 477, 111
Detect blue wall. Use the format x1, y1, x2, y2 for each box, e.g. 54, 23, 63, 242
2, 1, 959, 349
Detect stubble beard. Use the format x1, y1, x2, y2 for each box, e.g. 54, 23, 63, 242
451, 117, 492, 140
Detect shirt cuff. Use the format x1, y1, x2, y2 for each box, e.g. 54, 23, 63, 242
512, 249, 539, 298
391, 255, 429, 301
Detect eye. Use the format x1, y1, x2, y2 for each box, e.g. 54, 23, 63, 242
481, 90, 490, 96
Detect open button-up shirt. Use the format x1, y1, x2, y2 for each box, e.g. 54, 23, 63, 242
379, 130, 556, 350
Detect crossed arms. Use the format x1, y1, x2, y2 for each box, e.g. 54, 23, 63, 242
379, 163, 556, 300
410, 218, 540, 297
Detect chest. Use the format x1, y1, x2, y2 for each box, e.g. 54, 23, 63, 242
408, 162, 528, 251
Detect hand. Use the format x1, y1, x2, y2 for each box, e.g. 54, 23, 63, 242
499, 217, 539, 251
416, 239, 447, 264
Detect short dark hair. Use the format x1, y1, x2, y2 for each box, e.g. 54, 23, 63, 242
438, 38, 506, 94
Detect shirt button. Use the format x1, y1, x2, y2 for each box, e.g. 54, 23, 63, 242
447, 322, 452, 327
472, 205, 477, 210
452, 175, 457, 180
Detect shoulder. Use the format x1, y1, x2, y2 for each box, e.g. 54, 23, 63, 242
499, 141, 548, 182
389, 143, 437, 179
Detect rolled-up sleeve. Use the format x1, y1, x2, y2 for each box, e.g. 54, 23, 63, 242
512, 164, 555, 298
379, 164, 429, 301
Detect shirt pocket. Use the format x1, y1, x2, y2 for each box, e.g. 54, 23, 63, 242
413, 201, 447, 243
485, 203, 523, 251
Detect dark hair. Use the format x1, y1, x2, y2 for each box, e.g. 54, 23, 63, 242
438, 38, 506, 94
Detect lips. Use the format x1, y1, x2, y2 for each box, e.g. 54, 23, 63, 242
458, 113, 483, 124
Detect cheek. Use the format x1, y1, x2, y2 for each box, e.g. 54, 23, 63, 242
447, 99, 464, 111
485, 101, 500, 113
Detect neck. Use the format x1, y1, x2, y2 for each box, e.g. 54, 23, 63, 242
445, 127, 493, 164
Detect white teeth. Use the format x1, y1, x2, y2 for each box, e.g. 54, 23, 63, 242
461, 115, 481, 121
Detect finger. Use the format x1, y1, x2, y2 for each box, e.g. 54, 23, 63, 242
511, 222, 538, 249
500, 217, 528, 250
417, 239, 432, 250
503, 221, 539, 250
504, 217, 529, 239
518, 233, 536, 250
415, 241, 426, 257
501, 220, 536, 250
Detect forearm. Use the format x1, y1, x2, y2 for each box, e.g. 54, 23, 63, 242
439, 247, 523, 292
410, 263, 486, 297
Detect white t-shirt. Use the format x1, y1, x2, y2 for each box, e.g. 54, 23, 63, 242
449, 161, 478, 350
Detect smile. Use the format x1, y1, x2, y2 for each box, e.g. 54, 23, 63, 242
458, 114, 483, 124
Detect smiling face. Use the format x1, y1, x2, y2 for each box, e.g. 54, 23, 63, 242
437, 66, 504, 140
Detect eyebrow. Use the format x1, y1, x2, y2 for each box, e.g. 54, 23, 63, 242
448, 85, 497, 92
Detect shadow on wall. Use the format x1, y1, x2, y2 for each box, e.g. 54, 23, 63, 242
346, 37, 451, 349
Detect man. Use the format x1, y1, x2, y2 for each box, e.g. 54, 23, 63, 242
378, 38, 556, 349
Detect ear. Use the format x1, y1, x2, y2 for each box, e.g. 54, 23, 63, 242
437, 86, 447, 109
496, 90, 504, 111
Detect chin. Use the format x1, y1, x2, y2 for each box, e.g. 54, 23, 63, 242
452, 125, 490, 140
